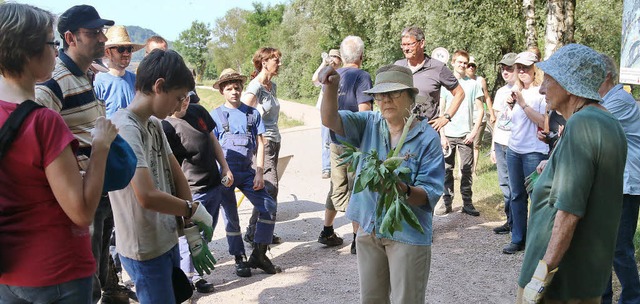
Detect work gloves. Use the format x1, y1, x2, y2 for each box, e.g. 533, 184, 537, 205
184, 226, 217, 276
190, 202, 213, 242
523, 260, 558, 303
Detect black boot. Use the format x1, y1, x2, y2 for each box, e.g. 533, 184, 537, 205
247, 244, 282, 274
235, 255, 252, 277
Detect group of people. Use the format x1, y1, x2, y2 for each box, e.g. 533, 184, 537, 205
0, 2, 639, 304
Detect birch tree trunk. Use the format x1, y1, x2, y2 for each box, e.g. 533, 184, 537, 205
544, 0, 576, 59
524, 0, 538, 49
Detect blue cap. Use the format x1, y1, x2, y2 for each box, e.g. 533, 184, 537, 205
103, 134, 137, 192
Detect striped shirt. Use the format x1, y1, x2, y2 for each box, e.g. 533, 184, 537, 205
35, 50, 105, 166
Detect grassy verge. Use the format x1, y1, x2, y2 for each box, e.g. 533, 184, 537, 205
195, 88, 303, 129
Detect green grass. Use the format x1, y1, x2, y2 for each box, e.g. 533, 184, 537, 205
195, 88, 304, 129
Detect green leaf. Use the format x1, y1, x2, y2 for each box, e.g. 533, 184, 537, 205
399, 201, 425, 234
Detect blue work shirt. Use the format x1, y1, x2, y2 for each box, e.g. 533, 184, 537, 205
337, 110, 444, 246
601, 84, 640, 195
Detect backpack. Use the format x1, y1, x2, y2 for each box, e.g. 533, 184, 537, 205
0, 100, 43, 160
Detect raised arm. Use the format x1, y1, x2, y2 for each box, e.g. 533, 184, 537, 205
319, 66, 344, 136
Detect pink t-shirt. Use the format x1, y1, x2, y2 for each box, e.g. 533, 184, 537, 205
0, 100, 94, 287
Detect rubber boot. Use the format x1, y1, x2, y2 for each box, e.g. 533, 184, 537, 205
235, 255, 252, 277
247, 244, 282, 274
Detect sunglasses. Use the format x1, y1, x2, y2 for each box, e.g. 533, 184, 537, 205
110, 46, 134, 54
501, 66, 515, 72
467, 65, 477, 69
372, 90, 404, 101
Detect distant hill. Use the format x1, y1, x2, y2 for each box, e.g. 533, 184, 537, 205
124, 25, 172, 62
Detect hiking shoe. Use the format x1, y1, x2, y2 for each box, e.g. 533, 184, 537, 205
350, 240, 356, 255
435, 204, 453, 216
493, 223, 511, 234
194, 279, 215, 293
461, 205, 480, 216
502, 243, 525, 254
318, 232, 344, 247
235, 255, 252, 277
322, 170, 331, 179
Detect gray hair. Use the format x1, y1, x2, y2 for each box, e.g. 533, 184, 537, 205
0, 3, 55, 76
340, 36, 364, 64
401, 26, 425, 41
600, 53, 619, 85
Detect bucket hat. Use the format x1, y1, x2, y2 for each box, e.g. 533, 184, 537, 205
213, 68, 248, 89
514, 51, 538, 66
536, 43, 605, 102
363, 65, 418, 95
105, 26, 144, 52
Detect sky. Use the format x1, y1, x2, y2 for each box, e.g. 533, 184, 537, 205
16, 0, 287, 41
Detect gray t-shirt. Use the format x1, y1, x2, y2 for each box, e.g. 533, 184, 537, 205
109, 109, 179, 261
245, 78, 280, 142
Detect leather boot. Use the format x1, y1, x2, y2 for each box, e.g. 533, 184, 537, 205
247, 244, 282, 274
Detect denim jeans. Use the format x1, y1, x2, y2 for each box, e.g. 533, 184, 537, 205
443, 136, 474, 206
506, 148, 547, 245
321, 125, 331, 172
602, 194, 640, 304
495, 143, 512, 227
120, 245, 179, 304
0, 276, 92, 304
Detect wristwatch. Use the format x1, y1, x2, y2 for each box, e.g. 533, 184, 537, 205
443, 113, 452, 121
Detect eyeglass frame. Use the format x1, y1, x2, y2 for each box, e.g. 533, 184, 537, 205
109, 46, 134, 54
372, 90, 405, 101
45, 41, 60, 49
400, 39, 423, 49
73, 28, 105, 38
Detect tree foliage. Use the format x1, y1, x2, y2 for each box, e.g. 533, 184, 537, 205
174, 21, 212, 83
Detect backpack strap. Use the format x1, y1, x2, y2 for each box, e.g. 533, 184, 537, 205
0, 100, 44, 160
214, 107, 230, 133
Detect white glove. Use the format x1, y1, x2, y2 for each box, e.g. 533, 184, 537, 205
190, 202, 213, 242
523, 260, 558, 303
184, 226, 216, 276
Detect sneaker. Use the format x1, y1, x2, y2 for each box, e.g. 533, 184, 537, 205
461, 205, 480, 216
350, 240, 356, 254
322, 170, 331, 179
235, 255, 252, 277
194, 278, 215, 294
502, 243, 525, 254
493, 223, 511, 234
318, 232, 344, 247
435, 204, 453, 216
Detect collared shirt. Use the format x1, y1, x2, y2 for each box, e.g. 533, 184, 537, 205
337, 111, 444, 246
601, 84, 640, 195
35, 50, 106, 152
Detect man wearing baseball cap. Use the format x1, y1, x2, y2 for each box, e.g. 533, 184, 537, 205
35, 5, 133, 304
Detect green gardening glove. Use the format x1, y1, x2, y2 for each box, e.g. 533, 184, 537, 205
522, 260, 558, 303
190, 202, 213, 242
524, 171, 540, 194
184, 226, 217, 276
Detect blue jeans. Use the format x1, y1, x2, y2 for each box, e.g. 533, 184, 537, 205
120, 245, 179, 304
506, 148, 546, 245
321, 125, 331, 172
602, 194, 640, 304
0, 276, 92, 304
495, 143, 512, 227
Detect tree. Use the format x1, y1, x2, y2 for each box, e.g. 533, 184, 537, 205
210, 8, 252, 75
524, 0, 538, 49
544, 0, 575, 59
174, 21, 212, 83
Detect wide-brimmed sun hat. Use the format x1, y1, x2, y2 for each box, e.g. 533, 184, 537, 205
105, 26, 144, 52
363, 65, 418, 95
213, 68, 248, 89
514, 51, 538, 66
499, 53, 517, 66
536, 43, 605, 102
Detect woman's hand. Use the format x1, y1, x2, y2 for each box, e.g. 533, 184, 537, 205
91, 117, 118, 151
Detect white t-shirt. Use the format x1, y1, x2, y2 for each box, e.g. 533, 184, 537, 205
492, 84, 514, 146
508, 86, 548, 154
109, 109, 179, 261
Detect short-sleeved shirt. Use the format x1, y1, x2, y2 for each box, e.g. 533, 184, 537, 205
335, 67, 373, 112
395, 55, 459, 120
508, 86, 548, 155
109, 109, 179, 261
245, 79, 280, 142
0, 101, 94, 287
162, 104, 221, 194
337, 110, 445, 246
601, 84, 640, 195
94, 70, 136, 118
492, 84, 514, 146
519, 106, 627, 300
441, 77, 483, 138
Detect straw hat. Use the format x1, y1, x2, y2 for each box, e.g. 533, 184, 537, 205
213, 68, 248, 89
104, 26, 144, 52
363, 65, 418, 95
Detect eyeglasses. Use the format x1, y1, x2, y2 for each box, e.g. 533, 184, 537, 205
372, 91, 404, 101
110, 46, 134, 54
501, 66, 515, 72
75, 28, 104, 38
400, 40, 422, 48
45, 41, 60, 49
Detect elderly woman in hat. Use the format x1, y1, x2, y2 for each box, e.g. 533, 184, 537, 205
0, 3, 117, 303
319, 64, 444, 303
517, 44, 627, 303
